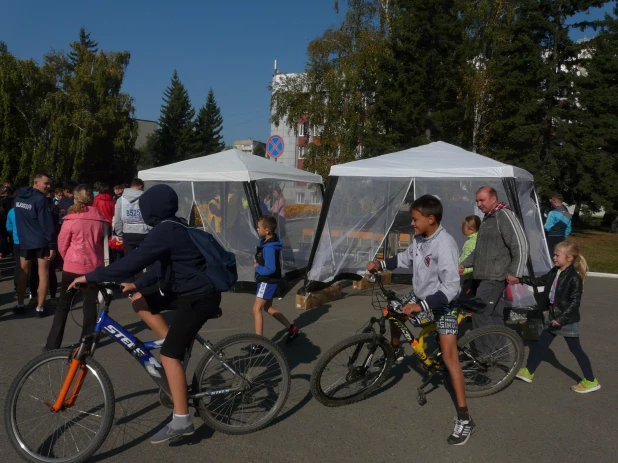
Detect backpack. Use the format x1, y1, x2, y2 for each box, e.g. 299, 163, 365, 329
162, 220, 238, 292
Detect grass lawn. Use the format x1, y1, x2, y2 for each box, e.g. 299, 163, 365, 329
569, 228, 618, 274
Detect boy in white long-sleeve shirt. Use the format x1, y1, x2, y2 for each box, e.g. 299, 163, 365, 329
367, 194, 474, 446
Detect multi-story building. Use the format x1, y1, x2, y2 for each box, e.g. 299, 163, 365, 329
269, 72, 321, 171
233, 138, 266, 156
135, 119, 158, 150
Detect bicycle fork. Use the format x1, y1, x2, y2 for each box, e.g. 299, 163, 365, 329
48, 343, 91, 412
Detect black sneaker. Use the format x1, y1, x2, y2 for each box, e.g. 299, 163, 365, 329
241, 344, 265, 354
36, 308, 49, 318
286, 325, 299, 344
12, 305, 25, 315
447, 417, 476, 445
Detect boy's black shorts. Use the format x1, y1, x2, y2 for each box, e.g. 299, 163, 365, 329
141, 287, 222, 361
20, 246, 52, 260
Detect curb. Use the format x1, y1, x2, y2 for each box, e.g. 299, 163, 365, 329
588, 272, 618, 279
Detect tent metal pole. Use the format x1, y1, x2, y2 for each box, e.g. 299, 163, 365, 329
244, 181, 260, 228
502, 178, 537, 285
305, 177, 339, 290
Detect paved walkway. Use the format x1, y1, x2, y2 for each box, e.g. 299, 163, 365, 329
0, 275, 616, 462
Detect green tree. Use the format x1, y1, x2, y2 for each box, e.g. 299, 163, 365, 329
253, 143, 266, 157
0, 53, 55, 185
191, 88, 225, 156
271, 0, 389, 180
68, 27, 99, 69
367, 0, 465, 153
155, 70, 195, 164
0, 41, 7, 54
44, 42, 138, 184
570, 5, 618, 215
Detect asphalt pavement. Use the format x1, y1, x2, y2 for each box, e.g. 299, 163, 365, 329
0, 275, 616, 463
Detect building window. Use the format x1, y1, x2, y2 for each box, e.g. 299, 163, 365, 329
298, 146, 307, 159
296, 192, 305, 204
310, 191, 320, 204
298, 123, 306, 136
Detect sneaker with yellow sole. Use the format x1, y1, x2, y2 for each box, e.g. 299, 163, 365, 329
516, 368, 534, 383
571, 378, 601, 393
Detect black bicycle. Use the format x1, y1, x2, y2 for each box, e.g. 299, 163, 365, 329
5, 283, 291, 463
310, 272, 524, 407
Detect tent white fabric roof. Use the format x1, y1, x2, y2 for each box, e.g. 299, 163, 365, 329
139, 149, 323, 183
330, 142, 533, 181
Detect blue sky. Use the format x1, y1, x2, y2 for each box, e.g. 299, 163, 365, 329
1, 1, 615, 146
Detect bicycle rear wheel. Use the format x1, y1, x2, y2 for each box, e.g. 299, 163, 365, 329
4, 349, 115, 463
192, 333, 290, 435
457, 325, 524, 398
310, 333, 393, 407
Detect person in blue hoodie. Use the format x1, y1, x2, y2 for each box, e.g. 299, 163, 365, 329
244, 215, 298, 354
13, 173, 56, 316
68, 184, 222, 444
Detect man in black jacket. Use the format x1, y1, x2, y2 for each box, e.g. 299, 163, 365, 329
13, 173, 56, 316
70, 184, 221, 444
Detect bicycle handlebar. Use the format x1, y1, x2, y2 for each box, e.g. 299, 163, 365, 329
74, 282, 123, 292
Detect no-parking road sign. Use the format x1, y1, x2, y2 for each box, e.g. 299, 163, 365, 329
267, 135, 284, 158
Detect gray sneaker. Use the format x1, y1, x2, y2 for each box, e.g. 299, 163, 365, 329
151, 422, 195, 444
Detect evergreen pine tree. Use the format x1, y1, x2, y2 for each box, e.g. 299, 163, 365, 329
367, 0, 465, 154
571, 5, 618, 213
191, 88, 225, 157
68, 27, 99, 69
0, 41, 7, 54
155, 70, 195, 164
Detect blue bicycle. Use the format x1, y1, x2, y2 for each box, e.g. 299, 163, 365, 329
5, 283, 291, 463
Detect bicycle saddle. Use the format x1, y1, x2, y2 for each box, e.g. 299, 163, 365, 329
456, 298, 486, 313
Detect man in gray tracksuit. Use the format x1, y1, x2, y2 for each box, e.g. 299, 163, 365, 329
113, 178, 152, 259
460, 186, 529, 329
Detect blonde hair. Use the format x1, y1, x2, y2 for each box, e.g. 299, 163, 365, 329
555, 241, 588, 283
461, 215, 481, 234
67, 184, 94, 214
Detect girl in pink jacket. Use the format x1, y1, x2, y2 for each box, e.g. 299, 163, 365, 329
45, 185, 108, 350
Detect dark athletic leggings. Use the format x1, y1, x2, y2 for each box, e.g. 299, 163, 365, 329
526, 330, 595, 381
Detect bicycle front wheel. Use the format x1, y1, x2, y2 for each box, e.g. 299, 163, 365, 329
457, 325, 524, 398
192, 333, 290, 435
310, 333, 394, 407
4, 349, 115, 463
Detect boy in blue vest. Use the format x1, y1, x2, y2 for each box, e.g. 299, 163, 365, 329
244, 215, 298, 353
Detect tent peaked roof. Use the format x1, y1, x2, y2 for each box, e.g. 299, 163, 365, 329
139, 149, 322, 183
330, 142, 533, 180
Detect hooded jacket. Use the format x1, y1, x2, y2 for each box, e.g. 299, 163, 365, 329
59, 206, 108, 275
255, 234, 283, 283
94, 193, 115, 224
113, 188, 152, 236
382, 225, 460, 311
86, 184, 213, 297
14, 187, 56, 250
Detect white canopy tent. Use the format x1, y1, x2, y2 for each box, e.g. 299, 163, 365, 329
307, 142, 552, 306
140, 150, 324, 286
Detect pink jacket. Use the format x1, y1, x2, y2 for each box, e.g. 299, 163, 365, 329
58, 206, 108, 275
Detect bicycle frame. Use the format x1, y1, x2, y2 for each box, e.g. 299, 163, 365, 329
49, 288, 249, 412
365, 310, 467, 370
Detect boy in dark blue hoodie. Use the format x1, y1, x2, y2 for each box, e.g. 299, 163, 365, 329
69, 184, 221, 444
244, 215, 298, 353
13, 173, 57, 316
